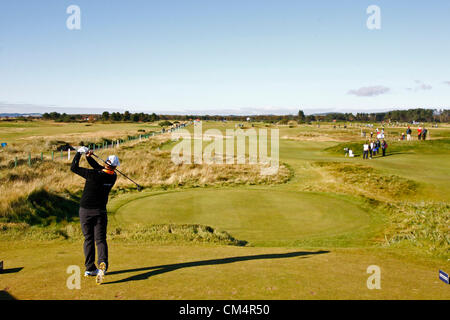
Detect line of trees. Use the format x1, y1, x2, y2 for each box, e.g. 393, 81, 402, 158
102, 111, 160, 122
302, 108, 449, 123
41, 108, 449, 123
42, 112, 83, 122
42, 111, 161, 122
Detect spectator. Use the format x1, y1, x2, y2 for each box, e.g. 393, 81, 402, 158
363, 142, 369, 159
373, 139, 379, 156
369, 140, 374, 159
406, 126, 412, 141
418, 126, 422, 140
422, 128, 428, 140
381, 140, 388, 157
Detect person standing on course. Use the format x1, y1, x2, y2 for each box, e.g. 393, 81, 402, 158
363, 142, 369, 159
406, 126, 412, 141
71, 146, 119, 284
381, 140, 388, 157
418, 126, 422, 140
369, 140, 374, 159
422, 127, 428, 140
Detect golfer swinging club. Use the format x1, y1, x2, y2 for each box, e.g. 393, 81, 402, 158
71, 146, 119, 284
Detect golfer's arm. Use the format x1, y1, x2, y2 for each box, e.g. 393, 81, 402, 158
71, 152, 94, 179
86, 155, 103, 170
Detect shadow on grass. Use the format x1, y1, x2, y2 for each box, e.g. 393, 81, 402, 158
0, 290, 17, 300
359, 152, 410, 159
378, 152, 410, 158
7, 189, 80, 225
0, 267, 23, 274
105, 250, 329, 285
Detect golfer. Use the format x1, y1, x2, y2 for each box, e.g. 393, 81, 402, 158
71, 146, 119, 281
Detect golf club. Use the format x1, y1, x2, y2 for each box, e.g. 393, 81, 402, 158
71, 145, 143, 190
90, 153, 143, 191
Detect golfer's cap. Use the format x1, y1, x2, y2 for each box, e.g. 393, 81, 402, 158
106, 155, 120, 167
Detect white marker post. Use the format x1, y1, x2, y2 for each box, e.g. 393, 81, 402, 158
68, 149, 71, 160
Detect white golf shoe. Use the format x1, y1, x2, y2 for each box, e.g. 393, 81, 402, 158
96, 262, 107, 285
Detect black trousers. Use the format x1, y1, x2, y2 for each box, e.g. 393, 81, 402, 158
363, 150, 368, 159
79, 207, 108, 271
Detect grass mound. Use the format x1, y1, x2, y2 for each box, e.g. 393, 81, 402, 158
313, 161, 418, 198
2, 188, 80, 226
109, 223, 248, 246
0, 221, 248, 246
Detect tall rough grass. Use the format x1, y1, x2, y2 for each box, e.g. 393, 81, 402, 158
303, 161, 449, 259
0, 134, 291, 222
382, 201, 449, 258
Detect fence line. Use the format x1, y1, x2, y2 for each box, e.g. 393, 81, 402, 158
8, 123, 188, 168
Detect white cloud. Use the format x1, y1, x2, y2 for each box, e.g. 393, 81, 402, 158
409, 81, 432, 92
347, 86, 390, 97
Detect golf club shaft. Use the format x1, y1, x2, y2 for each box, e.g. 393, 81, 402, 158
91, 153, 142, 190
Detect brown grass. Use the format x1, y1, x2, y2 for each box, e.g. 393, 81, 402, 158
0, 134, 291, 220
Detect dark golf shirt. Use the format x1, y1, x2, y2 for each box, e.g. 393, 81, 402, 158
71, 152, 117, 210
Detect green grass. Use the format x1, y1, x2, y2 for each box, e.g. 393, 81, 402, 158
0, 119, 160, 144
1, 242, 448, 299
113, 188, 380, 247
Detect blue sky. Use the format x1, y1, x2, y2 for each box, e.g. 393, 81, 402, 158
0, 0, 449, 115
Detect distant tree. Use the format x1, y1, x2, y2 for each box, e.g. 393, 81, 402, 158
132, 113, 140, 122
49, 112, 61, 120
111, 112, 122, 121
123, 111, 131, 121
102, 111, 110, 120
149, 113, 159, 122
159, 120, 173, 127
298, 110, 305, 122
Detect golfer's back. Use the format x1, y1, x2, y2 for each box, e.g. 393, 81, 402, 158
80, 170, 117, 210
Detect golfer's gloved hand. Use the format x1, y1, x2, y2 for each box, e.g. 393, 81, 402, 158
77, 146, 89, 154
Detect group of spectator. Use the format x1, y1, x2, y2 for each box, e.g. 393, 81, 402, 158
400, 126, 428, 141
356, 124, 432, 159
363, 139, 388, 159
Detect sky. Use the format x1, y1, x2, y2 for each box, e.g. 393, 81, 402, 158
0, 0, 449, 115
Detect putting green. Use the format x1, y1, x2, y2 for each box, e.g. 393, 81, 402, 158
115, 189, 375, 246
